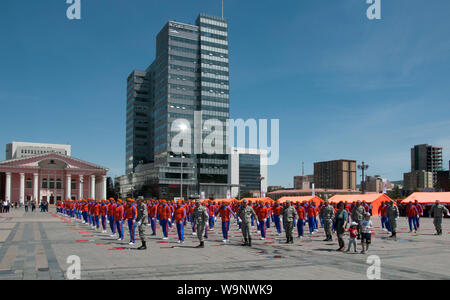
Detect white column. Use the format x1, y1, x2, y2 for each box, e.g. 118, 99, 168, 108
19, 173, 25, 205
79, 176, 84, 200
90, 175, 96, 199
5, 172, 11, 203
66, 174, 71, 200
33, 173, 39, 202
100, 175, 107, 200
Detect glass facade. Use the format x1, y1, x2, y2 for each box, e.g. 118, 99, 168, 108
125, 70, 153, 174
239, 154, 261, 192
126, 14, 230, 196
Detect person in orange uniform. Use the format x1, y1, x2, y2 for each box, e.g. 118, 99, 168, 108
296, 202, 306, 238
108, 198, 116, 237
124, 199, 137, 245
114, 199, 125, 241
272, 201, 283, 235
173, 201, 187, 243
159, 201, 171, 240
306, 202, 317, 235
216, 201, 236, 243
147, 200, 157, 235
100, 199, 108, 233
93, 199, 101, 230
257, 201, 268, 240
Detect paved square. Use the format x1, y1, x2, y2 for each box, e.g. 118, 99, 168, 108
0, 209, 449, 280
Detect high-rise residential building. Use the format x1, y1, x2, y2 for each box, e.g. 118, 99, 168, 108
411, 144, 443, 185
436, 170, 450, 191
229, 148, 268, 198
363, 175, 393, 193
123, 14, 230, 199
6, 142, 71, 160
403, 170, 433, 191
313, 159, 357, 190
293, 174, 314, 189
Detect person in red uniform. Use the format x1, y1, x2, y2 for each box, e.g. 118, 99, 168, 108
147, 200, 157, 236
208, 201, 217, 230
93, 199, 101, 230
216, 201, 236, 243
114, 199, 125, 241
296, 201, 306, 238
256, 201, 268, 239
124, 198, 137, 245
406, 202, 419, 233
108, 198, 116, 237
173, 202, 187, 243
272, 201, 283, 235
159, 201, 171, 240
100, 199, 108, 233
414, 200, 423, 229
306, 202, 317, 234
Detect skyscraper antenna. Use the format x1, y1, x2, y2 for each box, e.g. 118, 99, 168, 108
221, 0, 224, 18
302, 161, 304, 176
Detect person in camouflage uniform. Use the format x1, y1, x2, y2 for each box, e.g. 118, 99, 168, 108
320, 199, 335, 241
351, 200, 366, 239
238, 200, 258, 247
135, 196, 148, 250
193, 199, 209, 248
282, 200, 298, 244
386, 200, 399, 238
429, 200, 450, 235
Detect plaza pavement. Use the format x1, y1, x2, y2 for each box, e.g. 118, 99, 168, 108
0, 208, 449, 280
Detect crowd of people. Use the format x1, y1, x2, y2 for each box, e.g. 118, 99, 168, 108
55, 197, 450, 253
0, 200, 12, 213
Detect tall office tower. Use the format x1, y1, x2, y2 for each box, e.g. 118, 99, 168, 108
411, 144, 443, 185
125, 14, 230, 199
125, 70, 153, 174
313, 159, 357, 190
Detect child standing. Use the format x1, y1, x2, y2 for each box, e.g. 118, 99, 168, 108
346, 222, 358, 252
361, 213, 373, 254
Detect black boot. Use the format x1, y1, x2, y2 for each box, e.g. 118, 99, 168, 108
242, 239, 248, 246
289, 237, 294, 244
196, 241, 205, 248
286, 237, 290, 244
137, 241, 147, 250
248, 238, 252, 247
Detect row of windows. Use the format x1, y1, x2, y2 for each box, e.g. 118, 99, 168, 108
201, 86, 229, 95
200, 32, 227, 41
169, 35, 228, 51
202, 58, 228, 68
169, 55, 198, 64
168, 104, 229, 113
170, 83, 199, 92
20, 149, 66, 155
41, 179, 78, 190
201, 67, 229, 77
198, 22, 228, 33
169, 45, 198, 55
169, 64, 199, 73
169, 24, 198, 35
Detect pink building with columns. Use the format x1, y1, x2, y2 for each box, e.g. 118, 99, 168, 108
0, 153, 108, 204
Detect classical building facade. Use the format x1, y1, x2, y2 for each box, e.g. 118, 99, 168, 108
0, 153, 108, 204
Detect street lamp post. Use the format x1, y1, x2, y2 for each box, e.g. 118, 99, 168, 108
358, 161, 369, 194
256, 176, 265, 197
180, 152, 184, 200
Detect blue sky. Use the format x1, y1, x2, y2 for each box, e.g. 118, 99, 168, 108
1, 0, 450, 187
